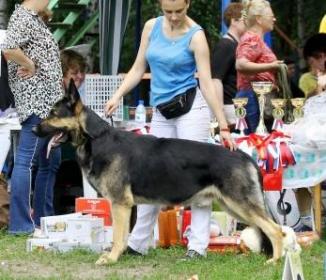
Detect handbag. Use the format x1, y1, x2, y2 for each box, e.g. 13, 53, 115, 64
157, 87, 196, 119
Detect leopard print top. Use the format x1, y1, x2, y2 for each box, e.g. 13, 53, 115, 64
3, 5, 64, 123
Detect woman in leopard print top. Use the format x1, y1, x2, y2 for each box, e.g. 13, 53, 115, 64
2, 0, 63, 234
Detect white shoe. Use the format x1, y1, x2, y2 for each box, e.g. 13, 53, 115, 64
301, 216, 313, 229
32, 228, 47, 238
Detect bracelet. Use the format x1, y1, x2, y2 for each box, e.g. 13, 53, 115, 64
220, 128, 230, 132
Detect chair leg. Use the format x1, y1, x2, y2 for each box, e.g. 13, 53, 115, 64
312, 184, 322, 236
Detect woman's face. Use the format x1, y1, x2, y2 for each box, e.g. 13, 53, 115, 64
160, 0, 189, 29
257, 7, 276, 33
63, 67, 85, 89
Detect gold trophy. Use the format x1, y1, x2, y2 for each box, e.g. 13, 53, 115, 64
291, 98, 305, 120
251, 81, 274, 135
232, 97, 248, 135
271, 98, 286, 131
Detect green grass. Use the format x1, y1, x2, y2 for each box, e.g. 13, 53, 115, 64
0, 229, 325, 280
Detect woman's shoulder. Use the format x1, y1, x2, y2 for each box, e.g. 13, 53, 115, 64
143, 17, 161, 35
242, 31, 261, 42
238, 31, 262, 47
144, 18, 157, 27
144, 17, 162, 29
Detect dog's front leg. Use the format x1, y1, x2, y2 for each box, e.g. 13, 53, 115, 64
96, 203, 131, 265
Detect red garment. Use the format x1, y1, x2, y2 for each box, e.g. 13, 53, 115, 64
236, 31, 277, 90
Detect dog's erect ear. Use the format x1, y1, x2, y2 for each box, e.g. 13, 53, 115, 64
67, 79, 81, 105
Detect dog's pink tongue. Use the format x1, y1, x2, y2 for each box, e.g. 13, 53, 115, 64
46, 136, 56, 159
46, 133, 62, 158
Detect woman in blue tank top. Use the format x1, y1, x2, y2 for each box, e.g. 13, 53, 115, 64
105, 0, 235, 259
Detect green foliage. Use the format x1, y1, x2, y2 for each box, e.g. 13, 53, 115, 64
271, 0, 326, 58
188, 0, 221, 48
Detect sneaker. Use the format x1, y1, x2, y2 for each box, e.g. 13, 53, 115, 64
301, 216, 313, 229
31, 228, 47, 238
295, 224, 312, 232
125, 246, 143, 256
180, 250, 204, 261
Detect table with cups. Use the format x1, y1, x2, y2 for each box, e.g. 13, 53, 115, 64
232, 81, 325, 235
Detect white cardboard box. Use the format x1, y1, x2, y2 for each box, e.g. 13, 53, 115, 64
66, 216, 105, 244
41, 213, 83, 239
26, 238, 60, 252
104, 226, 113, 245
52, 241, 108, 253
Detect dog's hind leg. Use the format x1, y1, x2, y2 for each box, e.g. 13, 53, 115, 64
251, 214, 284, 263
217, 197, 283, 263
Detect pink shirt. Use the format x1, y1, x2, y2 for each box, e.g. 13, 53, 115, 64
236, 31, 277, 90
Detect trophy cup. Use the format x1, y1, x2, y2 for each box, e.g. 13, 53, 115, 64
232, 97, 248, 135
251, 81, 274, 135
271, 98, 286, 131
291, 98, 305, 120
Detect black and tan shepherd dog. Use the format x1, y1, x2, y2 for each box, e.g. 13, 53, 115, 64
33, 82, 284, 265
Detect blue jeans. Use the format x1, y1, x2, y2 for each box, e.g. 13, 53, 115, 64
236, 89, 259, 134
9, 114, 61, 234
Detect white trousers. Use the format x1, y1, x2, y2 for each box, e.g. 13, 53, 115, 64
0, 126, 11, 172
128, 89, 212, 256
223, 104, 237, 125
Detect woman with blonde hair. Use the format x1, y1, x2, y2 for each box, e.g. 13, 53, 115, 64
235, 0, 283, 133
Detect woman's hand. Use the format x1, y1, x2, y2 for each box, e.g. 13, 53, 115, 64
220, 130, 237, 151
17, 59, 36, 79
269, 60, 284, 71
104, 95, 120, 116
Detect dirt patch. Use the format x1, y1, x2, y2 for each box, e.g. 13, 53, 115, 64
1, 259, 157, 279
1, 260, 59, 278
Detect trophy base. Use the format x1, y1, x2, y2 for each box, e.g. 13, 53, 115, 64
255, 123, 268, 135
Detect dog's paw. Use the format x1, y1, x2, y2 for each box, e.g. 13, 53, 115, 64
265, 257, 279, 265
95, 254, 117, 266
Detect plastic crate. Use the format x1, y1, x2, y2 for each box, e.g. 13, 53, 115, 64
84, 75, 124, 121
75, 197, 112, 226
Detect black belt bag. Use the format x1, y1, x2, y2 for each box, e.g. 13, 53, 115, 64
157, 87, 197, 119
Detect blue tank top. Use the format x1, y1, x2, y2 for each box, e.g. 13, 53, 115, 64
146, 16, 202, 106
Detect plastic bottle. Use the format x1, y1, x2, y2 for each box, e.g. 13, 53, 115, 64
135, 99, 146, 125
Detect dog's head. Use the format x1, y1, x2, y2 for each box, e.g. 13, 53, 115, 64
33, 80, 85, 151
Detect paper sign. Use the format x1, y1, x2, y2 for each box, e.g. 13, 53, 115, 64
282, 251, 305, 280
